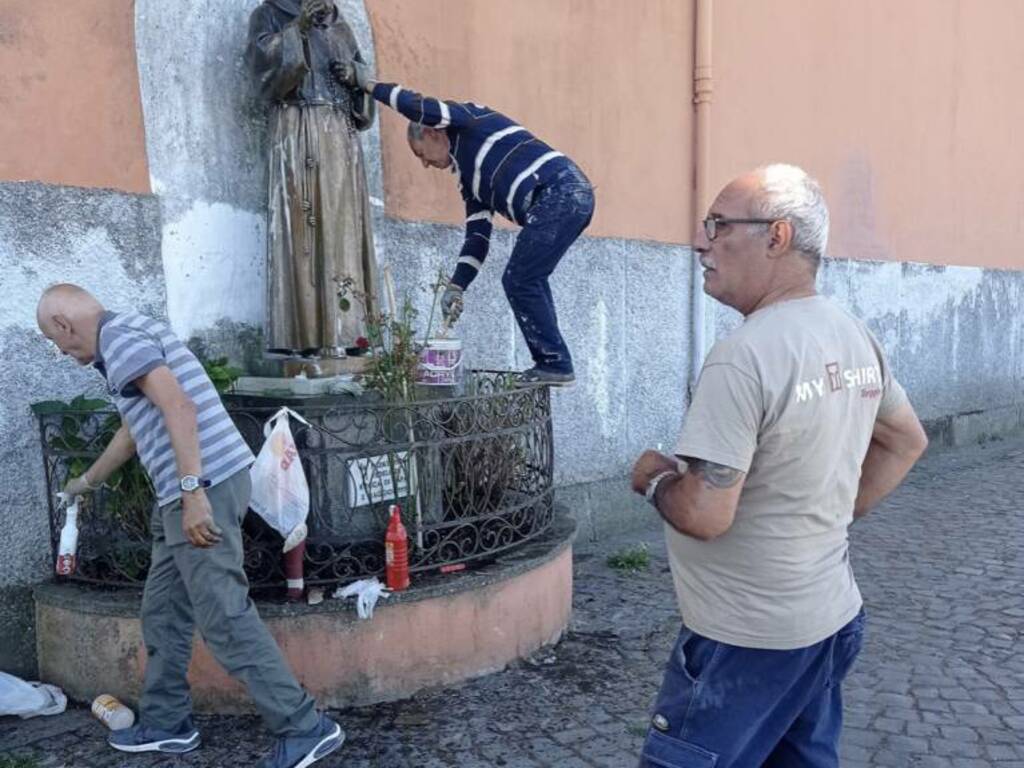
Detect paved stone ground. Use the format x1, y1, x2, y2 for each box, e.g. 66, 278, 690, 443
3, 436, 1024, 767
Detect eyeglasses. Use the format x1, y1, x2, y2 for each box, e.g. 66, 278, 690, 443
702, 216, 776, 242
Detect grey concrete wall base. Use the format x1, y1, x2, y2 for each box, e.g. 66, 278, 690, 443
556, 479, 651, 548
377, 213, 693, 489
923, 404, 1024, 450
0, 586, 38, 677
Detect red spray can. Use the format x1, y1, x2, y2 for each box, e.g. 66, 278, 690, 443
385, 504, 410, 591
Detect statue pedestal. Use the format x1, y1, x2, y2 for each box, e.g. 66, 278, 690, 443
260, 354, 370, 379
280, 356, 370, 378
233, 374, 362, 398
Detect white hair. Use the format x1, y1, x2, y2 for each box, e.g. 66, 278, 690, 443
751, 164, 830, 263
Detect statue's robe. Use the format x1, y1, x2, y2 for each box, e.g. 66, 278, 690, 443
248, 0, 377, 355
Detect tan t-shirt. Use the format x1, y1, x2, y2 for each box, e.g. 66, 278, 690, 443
668, 294, 908, 649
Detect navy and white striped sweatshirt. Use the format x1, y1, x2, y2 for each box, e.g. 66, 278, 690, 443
371, 82, 573, 289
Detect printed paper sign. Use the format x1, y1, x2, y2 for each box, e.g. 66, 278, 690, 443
346, 451, 410, 507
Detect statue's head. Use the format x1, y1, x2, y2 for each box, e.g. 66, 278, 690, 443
407, 123, 451, 170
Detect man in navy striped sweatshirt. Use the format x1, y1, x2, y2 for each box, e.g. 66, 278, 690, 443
336, 61, 595, 386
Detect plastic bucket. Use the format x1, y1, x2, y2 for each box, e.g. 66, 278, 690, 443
418, 338, 463, 386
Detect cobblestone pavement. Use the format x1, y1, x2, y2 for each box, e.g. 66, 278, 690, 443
4, 436, 1024, 767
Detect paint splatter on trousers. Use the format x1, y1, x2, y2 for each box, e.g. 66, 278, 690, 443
502, 164, 595, 374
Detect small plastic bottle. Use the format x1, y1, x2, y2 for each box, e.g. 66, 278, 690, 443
55, 498, 79, 576
91, 694, 135, 730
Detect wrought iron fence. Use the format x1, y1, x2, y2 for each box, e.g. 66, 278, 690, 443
34, 372, 554, 590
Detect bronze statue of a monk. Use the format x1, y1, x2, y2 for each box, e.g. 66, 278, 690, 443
248, 0, 377, 357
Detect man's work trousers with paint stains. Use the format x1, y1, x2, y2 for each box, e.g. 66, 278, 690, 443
502, 164, 595, 375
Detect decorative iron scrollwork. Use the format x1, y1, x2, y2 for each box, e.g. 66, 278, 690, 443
36, 372, 554, 591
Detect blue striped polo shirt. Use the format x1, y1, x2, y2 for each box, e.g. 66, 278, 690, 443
371, 83, 574, 290
94, 311, 254, 506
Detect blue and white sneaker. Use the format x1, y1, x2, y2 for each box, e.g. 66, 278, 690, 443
258, 713, 345, 768
108, 717, 201, 754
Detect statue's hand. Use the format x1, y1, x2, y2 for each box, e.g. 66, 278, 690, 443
331, 60, 354, 86
332, 59, 373, 91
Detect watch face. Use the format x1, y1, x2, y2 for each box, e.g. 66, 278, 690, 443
181, 476, 199, 492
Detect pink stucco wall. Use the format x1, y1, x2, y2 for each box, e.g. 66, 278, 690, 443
366, 0, 694, 244
710, 0, 1024, 269
0, 0, 150, 194
366, 0, 1024, 269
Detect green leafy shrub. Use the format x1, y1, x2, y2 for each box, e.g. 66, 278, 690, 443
607, 544, 651, 573
32, 395, 153, 535
201, 357, 243, 394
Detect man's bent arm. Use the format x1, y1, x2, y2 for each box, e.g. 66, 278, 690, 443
854, 401, 928, 519
450, 202, 494, 290
136, 366, 203, 480
656, 458, 745, 541
83, 424, 137, 487
137, 366, 221, 547
369, 82, 474, 129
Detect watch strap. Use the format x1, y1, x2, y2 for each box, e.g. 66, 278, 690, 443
180, 475, 212, 492
645, 470, 678, 507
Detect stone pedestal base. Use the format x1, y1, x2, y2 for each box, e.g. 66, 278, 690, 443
35, 517, 575, 709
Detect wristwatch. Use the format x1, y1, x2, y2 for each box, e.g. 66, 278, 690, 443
645, 470, 678, 508
179, 475, 212, 493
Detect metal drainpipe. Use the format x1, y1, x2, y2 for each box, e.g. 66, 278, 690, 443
689, 0, 713, 400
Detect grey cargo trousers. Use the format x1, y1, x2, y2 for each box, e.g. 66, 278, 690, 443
139, 469, 318, 735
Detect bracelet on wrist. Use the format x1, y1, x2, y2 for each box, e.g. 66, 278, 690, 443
645, 470, 678, 509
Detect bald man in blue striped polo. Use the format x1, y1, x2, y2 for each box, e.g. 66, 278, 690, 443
37, 284, 343, 767
336, 61, 595, 387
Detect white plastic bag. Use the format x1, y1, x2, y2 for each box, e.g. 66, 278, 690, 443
333, 578, 391, 620
0, 671, 67, 718
249, 407, 310, 552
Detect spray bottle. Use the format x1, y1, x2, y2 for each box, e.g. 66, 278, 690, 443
55, 495, 80, 576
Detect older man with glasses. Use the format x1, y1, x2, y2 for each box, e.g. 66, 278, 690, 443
630, 164, 929, 767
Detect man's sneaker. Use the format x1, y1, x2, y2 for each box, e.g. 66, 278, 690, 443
258, 713, 345, 768
108, 717, 200, 754
513, 367, 576, 388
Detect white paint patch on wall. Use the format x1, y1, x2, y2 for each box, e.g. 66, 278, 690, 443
160, 197, 266, 339
0, 227, 150, 329
899, 265, 984, 327
587, 298, 612, 438
820, 260, 903, 353
135, 0, 271, 341
824, 260, 984, 330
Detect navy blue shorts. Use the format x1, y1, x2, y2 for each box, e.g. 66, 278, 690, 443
639, 610, 866, 767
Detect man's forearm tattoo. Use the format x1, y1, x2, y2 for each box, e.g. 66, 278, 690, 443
684, 458, 743, 489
